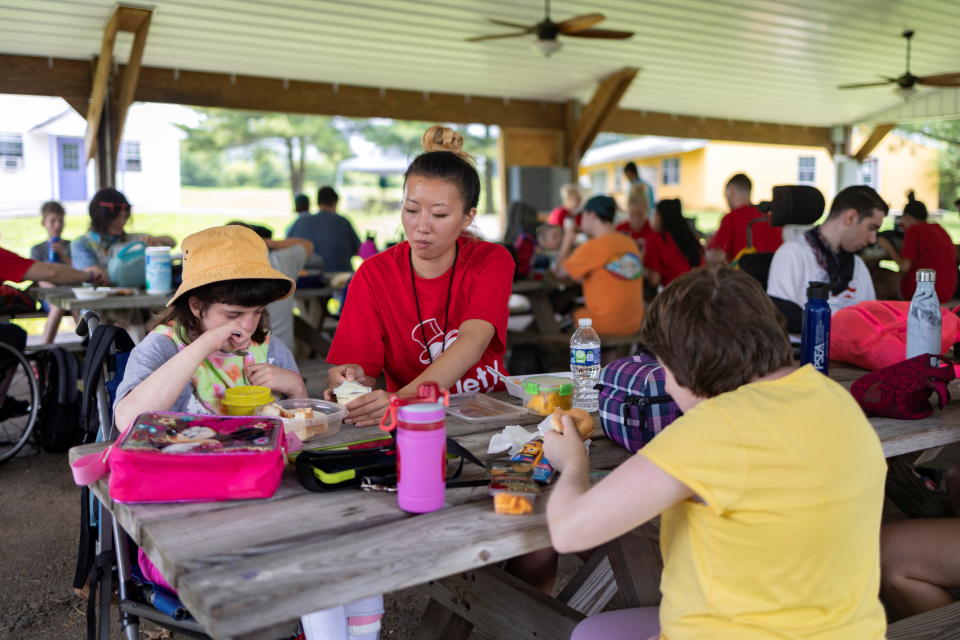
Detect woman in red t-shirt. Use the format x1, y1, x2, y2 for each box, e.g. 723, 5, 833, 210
325, 126, 515, 427
644, 199, 704, 288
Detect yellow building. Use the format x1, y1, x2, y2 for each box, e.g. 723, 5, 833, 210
580, 133, 939, 213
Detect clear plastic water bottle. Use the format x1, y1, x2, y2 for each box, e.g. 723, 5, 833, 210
906, 269, 941, 364
570, 318, 601, 412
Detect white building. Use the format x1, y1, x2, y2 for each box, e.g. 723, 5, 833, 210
0, 94, 184, 215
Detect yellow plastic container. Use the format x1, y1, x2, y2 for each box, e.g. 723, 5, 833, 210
221, 385, 274, 416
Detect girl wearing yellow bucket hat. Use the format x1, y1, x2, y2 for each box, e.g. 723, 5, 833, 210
114, 224, 307, 432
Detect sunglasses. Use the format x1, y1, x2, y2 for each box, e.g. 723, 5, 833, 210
99, 201, 132, 214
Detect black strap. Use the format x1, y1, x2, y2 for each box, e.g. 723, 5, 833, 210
73, 486, 95, 591
80, 325, 134, 442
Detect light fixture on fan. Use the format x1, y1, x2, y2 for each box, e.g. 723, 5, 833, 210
532, 38, 562, 57
893, 84, 918, 100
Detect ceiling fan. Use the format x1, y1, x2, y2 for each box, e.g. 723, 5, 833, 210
466, 0, 634, 57
838, 30, 960, 98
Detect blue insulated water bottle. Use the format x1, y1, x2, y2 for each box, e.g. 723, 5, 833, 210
48, 237, 60, 263
800, 281, 831, 374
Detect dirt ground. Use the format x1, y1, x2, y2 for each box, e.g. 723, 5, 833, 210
0, 449, 516, 640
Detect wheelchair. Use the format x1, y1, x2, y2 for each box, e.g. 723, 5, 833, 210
73, 311, 212, 640
0, 330, 41, 463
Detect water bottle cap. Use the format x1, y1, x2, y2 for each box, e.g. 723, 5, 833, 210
578, 318, 592, 327
397, 402, 446, 423
916, 269, 936, 283
806, 281, 830, 299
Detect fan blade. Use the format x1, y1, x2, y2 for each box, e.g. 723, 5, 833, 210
917, 72, 960, 87
566, 28, 634, 39
557, 13, 604, 33
466, 31, 530, 42
486, 18, 534, 30
837, 79, 896, 89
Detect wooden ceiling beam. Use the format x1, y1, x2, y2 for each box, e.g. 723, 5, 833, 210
1, 54, 834, 148
568, 67, 639, 166
604, 108, 834, 149
853, 123, 895, 162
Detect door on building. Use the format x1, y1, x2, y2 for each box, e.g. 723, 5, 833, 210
56, 137, 87, 201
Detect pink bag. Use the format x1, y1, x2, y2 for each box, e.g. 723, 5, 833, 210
71, 412, 300, 503
831, 301, 960, 371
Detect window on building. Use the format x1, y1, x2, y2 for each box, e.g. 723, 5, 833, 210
0, 133, 24, 170
798, 156, 816, 183
591, 170, 608, 195
662, 157, 680, 185
121, 141, 142, 172
860, 157, 879, 190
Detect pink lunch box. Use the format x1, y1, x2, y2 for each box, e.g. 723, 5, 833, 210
71, 412, 298, 503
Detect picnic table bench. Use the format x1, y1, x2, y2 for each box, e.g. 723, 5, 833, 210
69, 365, 960, 639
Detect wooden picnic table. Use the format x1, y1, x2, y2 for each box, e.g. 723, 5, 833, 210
511, 277, 580, 335
68, 367, 960, 640
35, 285, 333, 345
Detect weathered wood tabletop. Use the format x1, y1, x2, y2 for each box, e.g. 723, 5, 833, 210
69, 367, 960, 640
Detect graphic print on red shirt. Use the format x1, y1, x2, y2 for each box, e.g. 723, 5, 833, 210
708, 205, 782, 261
327, 236, 514, 394
616, 219, 657, 254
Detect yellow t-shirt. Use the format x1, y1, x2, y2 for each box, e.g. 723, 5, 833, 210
641, 365, 887, 640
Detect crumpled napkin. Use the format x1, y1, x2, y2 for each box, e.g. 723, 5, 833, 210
487, 415, 588, 457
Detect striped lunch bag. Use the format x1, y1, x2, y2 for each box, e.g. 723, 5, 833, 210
597, 352, 681, 452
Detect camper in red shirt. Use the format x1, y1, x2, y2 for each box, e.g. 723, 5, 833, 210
707, 173, 782, 263
644, 199, 704, 288
878, 192, 958, 302
325, 126, 514, 427
616, 182, 657, 253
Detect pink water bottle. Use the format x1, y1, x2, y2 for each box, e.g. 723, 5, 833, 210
380, 382, 449, 513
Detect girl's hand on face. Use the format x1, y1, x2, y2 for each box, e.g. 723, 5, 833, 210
199, 320, 249, 355
542, 416, 589, 473
245, 363, 307, 398
342, 390, 391, 427
323, 364, 376, 401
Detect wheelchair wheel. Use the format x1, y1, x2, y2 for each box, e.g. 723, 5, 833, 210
0, 342, 40, 463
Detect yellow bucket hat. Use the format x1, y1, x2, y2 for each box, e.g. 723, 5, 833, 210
167, 225, 296, 306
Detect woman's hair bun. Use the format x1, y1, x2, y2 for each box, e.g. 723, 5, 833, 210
907, 190, 916, 203
422, 125, 472, 162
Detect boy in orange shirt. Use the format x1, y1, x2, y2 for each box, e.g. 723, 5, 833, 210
556, 195, 644, 336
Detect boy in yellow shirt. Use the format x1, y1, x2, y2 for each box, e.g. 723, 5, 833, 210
545, 266, 887, 639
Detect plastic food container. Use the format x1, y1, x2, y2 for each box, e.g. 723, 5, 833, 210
522, 375, 574, 416
263, 398, 344, 441
221, 385, 274, 416
72, 287, 110, 301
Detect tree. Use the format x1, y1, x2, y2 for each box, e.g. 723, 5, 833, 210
180, 109, 351, 199
896, 119, 960, 207
350, 119, 499, 213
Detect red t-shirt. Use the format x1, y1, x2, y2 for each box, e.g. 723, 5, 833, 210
0, 247, 34, 282
900, 222, 957, 302
616, 220, 657, 254
644, 232, 699, 286
707, 205, 782, 261
327, 236, 513, 394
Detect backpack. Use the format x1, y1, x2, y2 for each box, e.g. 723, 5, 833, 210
34, 346, 82, 452
597, 351, 681, 452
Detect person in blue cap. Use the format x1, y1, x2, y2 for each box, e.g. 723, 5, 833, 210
555, 194, 644, 336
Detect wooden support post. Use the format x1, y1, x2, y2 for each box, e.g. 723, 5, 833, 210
602, 521, 663, 608
854, 123, 895, 162
83, 4, 153, 188
111, 8, 152, 168
567, 67, 639, 168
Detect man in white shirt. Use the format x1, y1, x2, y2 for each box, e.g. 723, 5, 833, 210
767, 185, 887, 314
